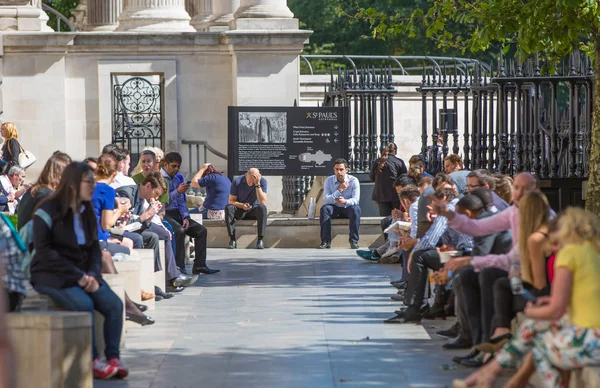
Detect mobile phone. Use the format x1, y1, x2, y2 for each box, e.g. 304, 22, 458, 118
519, 290, 538, 303
186, 181, 192, 185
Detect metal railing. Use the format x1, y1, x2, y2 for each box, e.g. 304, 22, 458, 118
42, 3, 76, 32
181, 139, 227, 173
300, 55, 490, 77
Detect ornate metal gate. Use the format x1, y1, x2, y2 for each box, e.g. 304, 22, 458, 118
112, 75, 164, 167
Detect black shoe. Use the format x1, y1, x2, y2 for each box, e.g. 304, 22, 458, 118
126, 313, 155, 326
452, 349, 481, 364
391, 280, 407, 290
155, 286, 174, 299
437, 322, 460, 338
422, 304, 447, 320
172, 274, 199, 288
460, 356, 484, 368
155, 295, 164, 302
384, 309, 421, 324
133, 302, 148, 312
350, 242, 359, 249
393, 304, 429, 316
166, 285, 185, 293
192, 266, 220, 275
256, 240, 264, 249
390, 293, 405, 302
318, 242, 331, 249
443, 337, 473, 350
228, 240, 237, 249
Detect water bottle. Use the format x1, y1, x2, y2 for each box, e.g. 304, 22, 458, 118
509, 261, 524, 295
307, 197, 316, 220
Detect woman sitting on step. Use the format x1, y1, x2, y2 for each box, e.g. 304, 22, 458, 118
29, 162, 128, 380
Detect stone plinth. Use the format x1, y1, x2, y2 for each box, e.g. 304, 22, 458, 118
0, 0, 52, 31
7, 311, 93, 388
113, 259, 141, 309
234, 0, 293, 19
156, 243, 166, 292
117, 0, 194, 32
95, 274, 126, 356
132, 249, 156, 310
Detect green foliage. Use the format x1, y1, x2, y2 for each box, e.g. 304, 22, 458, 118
43, 0, 78, 32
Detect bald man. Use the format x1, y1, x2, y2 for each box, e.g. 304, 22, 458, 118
226, 168, 268, 249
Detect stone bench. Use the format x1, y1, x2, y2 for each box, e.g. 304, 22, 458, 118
7, 311, 93, 388
191, 215, 386, 249
130, 249, 156, 310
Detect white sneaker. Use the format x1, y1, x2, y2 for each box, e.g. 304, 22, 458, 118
380, 246, 399, 259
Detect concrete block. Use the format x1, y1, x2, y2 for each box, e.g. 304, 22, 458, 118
133, 249, 156, 310
113, 259, 141, 306
197, 216, 385, 249
7, 311, 93, 388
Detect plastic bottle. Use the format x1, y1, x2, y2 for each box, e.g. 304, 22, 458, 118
509, 261, 524, 295
308, 197, 315, 220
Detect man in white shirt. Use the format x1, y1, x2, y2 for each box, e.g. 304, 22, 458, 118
109, 148, 136, 189
319, 158, 361, 249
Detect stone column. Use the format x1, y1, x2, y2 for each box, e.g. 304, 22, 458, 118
190, 0, 212, 31
87, 0, 123, 31
116, 0, 195, 32
0, 0, 52, 31
204, 0, 238, 31
232, 0, 297, 30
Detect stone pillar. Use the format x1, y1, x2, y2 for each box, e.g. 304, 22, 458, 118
116, 0, 195, 32
0, 0, 52, 31
205, 0, 238, 31
232, 0, 297, 30
87, 0, 123, 31
190, 0, 212, 31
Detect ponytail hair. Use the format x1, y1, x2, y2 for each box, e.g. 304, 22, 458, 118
96, 153, 118, 180
377, 142, 398, 174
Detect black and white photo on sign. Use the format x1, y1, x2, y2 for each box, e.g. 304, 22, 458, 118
238, 112, 287, 143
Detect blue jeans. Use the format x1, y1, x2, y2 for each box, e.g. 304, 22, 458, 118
35, 280, 124, 360
319, 204, 361, 244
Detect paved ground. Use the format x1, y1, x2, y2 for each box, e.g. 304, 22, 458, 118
96, 249, 512, 388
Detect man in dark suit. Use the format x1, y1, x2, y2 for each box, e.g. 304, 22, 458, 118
117, 172, 197, 294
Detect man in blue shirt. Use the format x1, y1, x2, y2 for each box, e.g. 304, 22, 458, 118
161, 152, 219, 275
320, 158, 361, 249
226, 168, 268, 249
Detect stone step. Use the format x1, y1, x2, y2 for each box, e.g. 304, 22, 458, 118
192, 215, 385, 249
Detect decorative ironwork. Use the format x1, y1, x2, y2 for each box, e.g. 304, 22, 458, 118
419, 51, 593, 179
113, 76, 163, 167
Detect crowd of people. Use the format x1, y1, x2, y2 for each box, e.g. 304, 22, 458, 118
0, 122, 272, 381
0, 120, 598, 386
358, 142, 600, 387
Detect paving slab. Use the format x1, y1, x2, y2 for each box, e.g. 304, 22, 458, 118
96, 248, 512, 388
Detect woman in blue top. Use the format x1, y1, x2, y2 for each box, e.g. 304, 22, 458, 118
191, 163, 231, 219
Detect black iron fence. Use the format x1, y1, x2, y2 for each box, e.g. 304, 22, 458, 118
419, 51, 593, 179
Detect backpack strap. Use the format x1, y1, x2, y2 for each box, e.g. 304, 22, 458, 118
34, 208, 53, 229
0, 214, 26, 252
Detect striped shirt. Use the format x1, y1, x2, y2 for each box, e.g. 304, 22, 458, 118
413, 198, 473, 252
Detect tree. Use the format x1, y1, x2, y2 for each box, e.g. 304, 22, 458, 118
43, 0, 79, 31
353, 0, 600, 214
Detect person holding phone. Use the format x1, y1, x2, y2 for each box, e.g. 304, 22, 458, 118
225, 168, 268, 249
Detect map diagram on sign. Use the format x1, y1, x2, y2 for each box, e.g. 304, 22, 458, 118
298, 150, 332, 165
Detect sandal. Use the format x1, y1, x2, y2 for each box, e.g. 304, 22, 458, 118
475, 333, 512, 354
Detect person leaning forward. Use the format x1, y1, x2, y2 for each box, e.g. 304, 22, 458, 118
226, 168, 268, 249
319, 158, 361, 249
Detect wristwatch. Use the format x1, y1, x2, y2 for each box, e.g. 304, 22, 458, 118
254, 185, 261, 189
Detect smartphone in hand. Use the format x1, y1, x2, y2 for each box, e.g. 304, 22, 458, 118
520, 289, 538, 304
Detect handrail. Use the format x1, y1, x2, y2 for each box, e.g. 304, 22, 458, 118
42, 3, 76, 32
181, 140, 228, 161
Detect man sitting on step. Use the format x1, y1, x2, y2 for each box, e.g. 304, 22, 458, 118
226, 168, 268, 249
319, 158, 361, 249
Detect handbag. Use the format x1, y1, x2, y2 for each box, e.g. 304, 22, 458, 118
7, 139, 36, 169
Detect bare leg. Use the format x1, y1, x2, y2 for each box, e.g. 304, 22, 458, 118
505, 353, 535, 388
